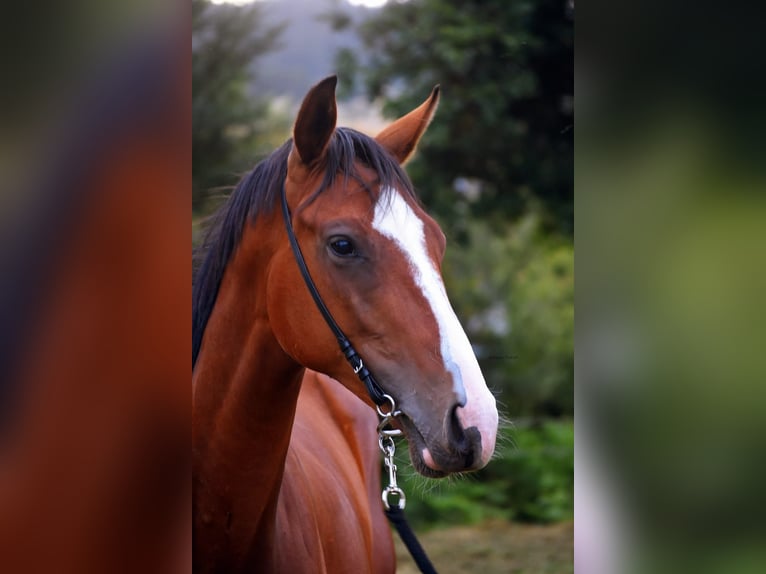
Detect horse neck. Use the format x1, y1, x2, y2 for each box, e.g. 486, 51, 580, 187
192, 210, 304, 570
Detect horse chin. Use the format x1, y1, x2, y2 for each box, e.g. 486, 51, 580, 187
411, 445, 448, 479
398, 415, 449, 478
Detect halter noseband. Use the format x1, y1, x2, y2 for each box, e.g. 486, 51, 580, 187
280, 182, 389, 407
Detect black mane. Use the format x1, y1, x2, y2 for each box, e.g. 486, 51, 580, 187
192, 127, 416, 367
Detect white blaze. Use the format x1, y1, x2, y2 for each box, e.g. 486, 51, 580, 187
372, 187, 498, 467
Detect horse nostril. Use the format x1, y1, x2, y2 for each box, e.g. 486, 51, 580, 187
449, 404, 465, 442
449, 405, 481, 469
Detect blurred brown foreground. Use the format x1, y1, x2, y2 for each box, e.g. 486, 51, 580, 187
0, 7, 189, 574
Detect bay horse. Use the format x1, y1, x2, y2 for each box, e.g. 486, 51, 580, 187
192, 76, 499, 573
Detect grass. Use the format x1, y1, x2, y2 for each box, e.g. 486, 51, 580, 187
393, 518, 574, 574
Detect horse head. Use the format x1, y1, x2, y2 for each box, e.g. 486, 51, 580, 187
268, 76, 498, 477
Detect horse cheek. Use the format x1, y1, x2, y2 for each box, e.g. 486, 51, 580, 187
266, 272, 336, 373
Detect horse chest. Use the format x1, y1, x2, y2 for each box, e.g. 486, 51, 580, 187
268, 378, 395, 574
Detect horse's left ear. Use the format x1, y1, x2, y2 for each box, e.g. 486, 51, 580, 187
376, 85, 440, 165
290, 75, 338, 170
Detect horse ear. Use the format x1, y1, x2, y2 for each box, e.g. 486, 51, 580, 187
290, 75, 338, 168
376, 85, 440, 165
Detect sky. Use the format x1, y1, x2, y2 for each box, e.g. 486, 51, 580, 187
209, 0, 389, 7
345, 0, 388, 6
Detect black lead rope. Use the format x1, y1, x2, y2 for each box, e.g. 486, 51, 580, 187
281, 182, 439, 574
385, 506, 438, 574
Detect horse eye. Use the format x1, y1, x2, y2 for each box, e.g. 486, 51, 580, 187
329, 237, 356, 257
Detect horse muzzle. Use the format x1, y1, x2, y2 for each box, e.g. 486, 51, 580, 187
399, 400, 498, 477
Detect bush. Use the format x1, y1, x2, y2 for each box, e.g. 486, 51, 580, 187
394, 419, 574, 529
443, 212, 574, 418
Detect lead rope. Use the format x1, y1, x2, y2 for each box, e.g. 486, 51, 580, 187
281, 181, 437, 573
377, 396, 439, 574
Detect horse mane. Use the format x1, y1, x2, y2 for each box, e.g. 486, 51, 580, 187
192, 127, 416, 368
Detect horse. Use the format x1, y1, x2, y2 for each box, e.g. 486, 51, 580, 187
192, 76, 499, 573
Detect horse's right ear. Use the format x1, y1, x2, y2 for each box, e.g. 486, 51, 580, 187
376, 85, 440, 165
289, 76, 338, 173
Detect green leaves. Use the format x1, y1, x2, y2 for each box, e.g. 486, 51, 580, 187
443, 212, 574, 417
396, 421, 574, 528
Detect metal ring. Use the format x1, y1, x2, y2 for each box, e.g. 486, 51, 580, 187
382, 486, 406, 511
376, 394, 401, 419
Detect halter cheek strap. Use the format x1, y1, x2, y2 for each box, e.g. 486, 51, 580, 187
280, 182, 388, 406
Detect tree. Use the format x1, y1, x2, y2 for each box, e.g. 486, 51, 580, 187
336, 0, 573, 236
192, 0, 284, 214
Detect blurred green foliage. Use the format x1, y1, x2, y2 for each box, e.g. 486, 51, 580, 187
398, 420, 574, 529
444, 212, 573, 418
577, 0, 766, 568
578, 110, 766, 571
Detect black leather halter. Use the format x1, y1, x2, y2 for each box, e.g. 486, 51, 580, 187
280, 182, 388, 406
